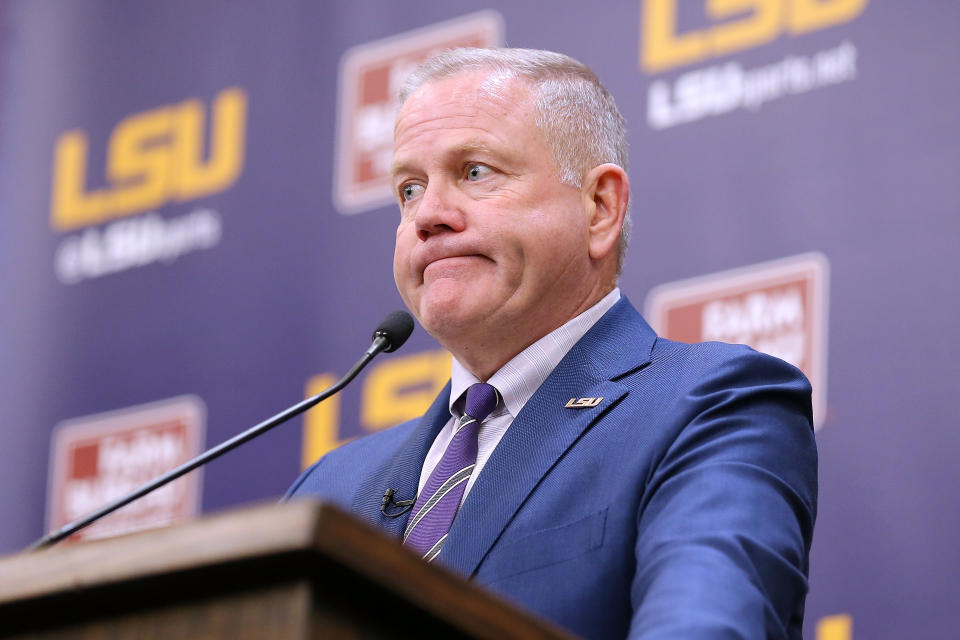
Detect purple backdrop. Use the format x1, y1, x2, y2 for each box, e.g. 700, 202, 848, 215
1, 2, 958, 638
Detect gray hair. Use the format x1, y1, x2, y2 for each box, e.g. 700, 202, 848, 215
398, 48, 631, 273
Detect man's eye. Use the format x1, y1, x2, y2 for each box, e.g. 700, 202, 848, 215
401, 183, 425, 202
465, 164, 493, 181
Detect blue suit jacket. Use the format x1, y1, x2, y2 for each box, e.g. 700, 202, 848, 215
287, 298, 817, 639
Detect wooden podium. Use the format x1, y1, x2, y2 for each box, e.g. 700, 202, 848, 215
0, 501, 575, 639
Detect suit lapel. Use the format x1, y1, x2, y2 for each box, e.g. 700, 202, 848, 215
436, 298, 656, 577
437, 378, 627, 576
351, 382, 452, 539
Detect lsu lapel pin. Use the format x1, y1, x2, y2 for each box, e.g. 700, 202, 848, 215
565, 397, 602, 409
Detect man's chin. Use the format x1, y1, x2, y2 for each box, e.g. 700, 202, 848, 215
416, 299, 482, 342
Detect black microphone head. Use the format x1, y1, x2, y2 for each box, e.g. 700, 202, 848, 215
373, 310, 414, 352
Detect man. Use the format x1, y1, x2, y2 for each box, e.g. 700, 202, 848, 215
288, 48, 817, 639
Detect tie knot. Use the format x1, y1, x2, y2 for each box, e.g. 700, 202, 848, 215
464, 382, 499, 423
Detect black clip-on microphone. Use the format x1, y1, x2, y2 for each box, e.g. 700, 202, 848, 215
380, 488, 415, 518
26, 310, 415, 552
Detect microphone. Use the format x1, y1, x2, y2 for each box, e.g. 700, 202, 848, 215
368, 309, 415, 355
27, 310, 415, 551
380, 488, 415, 518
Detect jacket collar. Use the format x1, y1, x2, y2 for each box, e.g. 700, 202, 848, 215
351, 382, 452, 539
436, 297, 655, 576
352, 297, 656, 572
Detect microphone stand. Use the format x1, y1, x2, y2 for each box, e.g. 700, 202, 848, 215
27, 331, 398, 552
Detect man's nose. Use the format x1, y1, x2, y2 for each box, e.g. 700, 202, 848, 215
414, 182, 466, 242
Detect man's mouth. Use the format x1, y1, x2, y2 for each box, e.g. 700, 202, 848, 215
423, 254, 485, 277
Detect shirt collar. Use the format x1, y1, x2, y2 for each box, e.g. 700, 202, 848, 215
448, 288, 621, 418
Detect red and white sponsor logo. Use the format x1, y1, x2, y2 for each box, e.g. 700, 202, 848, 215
334, 11, 504, 214
46, 395, 205, 542
645, 253, 829, 428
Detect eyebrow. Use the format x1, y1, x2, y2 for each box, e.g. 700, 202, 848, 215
451, 140, 495, 156
390, 140, 500, 180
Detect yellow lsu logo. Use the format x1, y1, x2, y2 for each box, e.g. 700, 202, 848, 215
641, 0, 868, 73
302, 350, 451, 468
51, 87, 247, 231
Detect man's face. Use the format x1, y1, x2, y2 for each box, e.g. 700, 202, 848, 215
391, 72, 594, 354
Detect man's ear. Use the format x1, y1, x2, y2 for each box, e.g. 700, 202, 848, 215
582, 163, 629, 263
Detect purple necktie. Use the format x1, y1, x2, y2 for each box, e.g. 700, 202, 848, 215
403, 382, 499, 561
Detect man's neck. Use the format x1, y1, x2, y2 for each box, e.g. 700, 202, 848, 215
447, 285, 619, 381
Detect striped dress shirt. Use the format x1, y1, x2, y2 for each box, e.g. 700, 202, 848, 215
417, 287, 621, 501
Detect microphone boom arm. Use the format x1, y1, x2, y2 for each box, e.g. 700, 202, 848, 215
27, 331, 399, 552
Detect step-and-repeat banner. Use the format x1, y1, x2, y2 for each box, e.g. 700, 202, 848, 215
1, 2, 957, 638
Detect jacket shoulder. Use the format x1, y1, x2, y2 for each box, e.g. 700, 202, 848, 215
649, 336, 812, 394
284, 417, 419, 502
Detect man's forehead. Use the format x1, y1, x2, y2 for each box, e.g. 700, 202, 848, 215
391, 73, 537, 169
389, 128, 516, 181
391, 137, 495, 169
